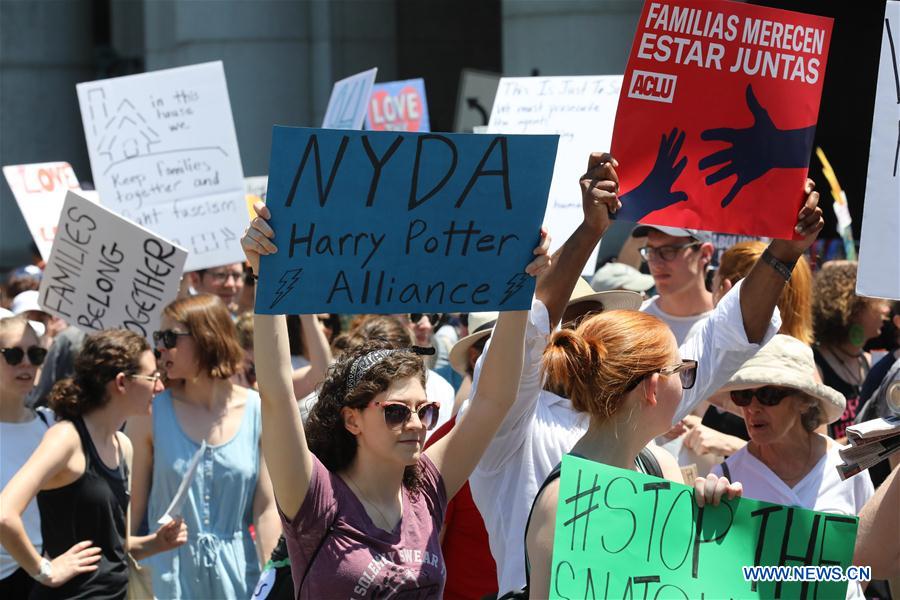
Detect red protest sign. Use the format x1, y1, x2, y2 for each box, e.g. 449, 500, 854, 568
612, 0, 833, 239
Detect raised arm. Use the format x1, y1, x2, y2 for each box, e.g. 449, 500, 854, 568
425, 309, 530, 498
739, 179, 823, 342
291, 314, 333, 400
426, 235, 552, 497
673, 181, 823, 422
538, 152, 619, 327
243, 203, 314, 521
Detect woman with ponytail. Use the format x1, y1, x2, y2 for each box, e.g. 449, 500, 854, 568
524, 310, 743, 598
0, 329, 186, 599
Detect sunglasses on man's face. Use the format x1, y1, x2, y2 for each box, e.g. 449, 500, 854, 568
373, 401, 441, 430
152, 329, 191, 350
0, 346, 47, 366
730, 386, 795, 407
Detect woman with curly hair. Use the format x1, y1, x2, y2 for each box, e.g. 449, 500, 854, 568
0, 329, 186, 599
812, 260, 890, 440
241, 201, 550, 598
126, 294, 280, 599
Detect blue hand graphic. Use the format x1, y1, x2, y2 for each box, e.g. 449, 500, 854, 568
700, 84, 816, 208
619, 127, 688, 221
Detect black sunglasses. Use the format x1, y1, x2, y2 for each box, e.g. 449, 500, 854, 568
730, 386, 795, 407
373, 401, 441, 430
0, 346, 48, 366
625, 359, 698, 392
409, 313, 443, 327
152, 329, 191, 350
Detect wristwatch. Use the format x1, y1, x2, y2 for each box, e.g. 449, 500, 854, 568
34, 557, 52, 584
761, 247, 796, 282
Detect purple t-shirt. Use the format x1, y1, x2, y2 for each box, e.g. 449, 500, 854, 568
280, 454, 448, 599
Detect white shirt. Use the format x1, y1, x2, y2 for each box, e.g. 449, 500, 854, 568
424, 369, 455, 439
0, 408, 52, 579
712, 439, 873, 600
467, 279, 780, 594
641, 295, 712, 345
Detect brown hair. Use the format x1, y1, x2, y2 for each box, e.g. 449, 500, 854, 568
346, 315, 413, 350
307, 341, 427, 494
234, 311, 254, 351
542, 310, 674, 421
48, 329, 149, 420
162, 294, 244, 379
718, 241, 814, 345
812, 261, 882, 346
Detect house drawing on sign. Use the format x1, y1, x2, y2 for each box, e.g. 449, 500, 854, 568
86, 88, 161, 167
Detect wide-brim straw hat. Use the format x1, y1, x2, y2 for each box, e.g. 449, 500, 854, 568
449, 280, 642, 375
449, 312, 499, 375
717, 334, 846, 425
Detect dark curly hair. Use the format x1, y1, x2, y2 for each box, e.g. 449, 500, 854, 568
306, 340, 427, 495
48, 329, 149, 420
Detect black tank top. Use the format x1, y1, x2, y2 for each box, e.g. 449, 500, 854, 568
812, 346, 869, 440
32, 418, 129, 600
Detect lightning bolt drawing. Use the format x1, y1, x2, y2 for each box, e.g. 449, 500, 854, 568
269, 268, 303, 309
500, 272, 530, 305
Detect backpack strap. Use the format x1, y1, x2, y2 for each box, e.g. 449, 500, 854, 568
522, 462, 563, 593
636, 446, 663, 478
35, 408, 50, 428
720, 459, 732, 481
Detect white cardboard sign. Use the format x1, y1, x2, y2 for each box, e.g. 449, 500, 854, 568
2, 162, 83, 260
38, 191, 188, 338
488, 75, 623, 275
322, 68, 378, 129
858, 3, 900, 300
76, 61, 247, 271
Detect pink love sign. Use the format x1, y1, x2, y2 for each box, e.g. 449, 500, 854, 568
366, 78, 430, 132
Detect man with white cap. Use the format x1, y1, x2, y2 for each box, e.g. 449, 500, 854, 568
632, 225, 715, 344
466, 156, 824, 595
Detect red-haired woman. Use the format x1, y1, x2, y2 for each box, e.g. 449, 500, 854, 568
525, 310, 743, 598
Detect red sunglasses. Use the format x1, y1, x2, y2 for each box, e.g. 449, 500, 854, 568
373, 401, 441, 430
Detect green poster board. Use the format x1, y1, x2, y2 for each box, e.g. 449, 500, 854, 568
550, 455, 859, 600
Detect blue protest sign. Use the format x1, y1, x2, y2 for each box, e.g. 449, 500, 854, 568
256, 127, 558, 314
322, 68, 378, 130
366, 78, 431, 132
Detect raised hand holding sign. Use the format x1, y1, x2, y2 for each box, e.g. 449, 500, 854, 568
611, 0, 832, 238
252, 127, 557, 314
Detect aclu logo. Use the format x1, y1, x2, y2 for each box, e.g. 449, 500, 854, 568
627, 70, 677, 104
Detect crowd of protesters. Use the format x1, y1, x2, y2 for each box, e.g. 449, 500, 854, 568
0, 151, 897, 600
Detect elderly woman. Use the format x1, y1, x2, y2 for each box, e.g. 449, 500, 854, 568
712, 334, 874, 599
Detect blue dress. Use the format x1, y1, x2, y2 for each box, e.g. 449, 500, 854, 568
145, 389, 262, 599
